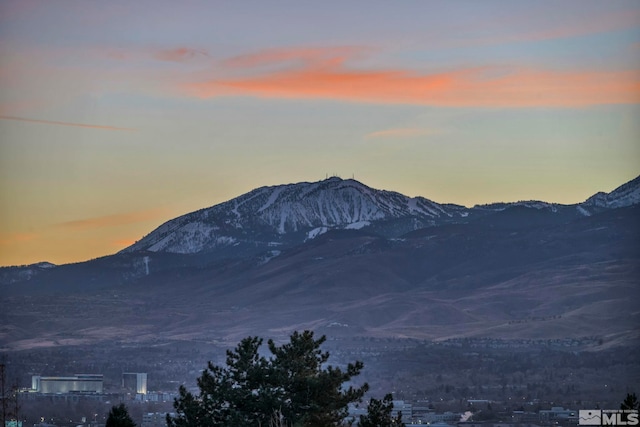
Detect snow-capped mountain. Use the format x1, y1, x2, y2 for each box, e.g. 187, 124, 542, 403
121, 175, 640, 255
580, 175, 640, 211
3, 175, 639, 348
122, 177, 468, 254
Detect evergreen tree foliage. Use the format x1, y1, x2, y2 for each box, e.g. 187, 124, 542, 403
167, 330, 369, 427
621, 392, 639, 410
358, 393, 403, 427
106, 403, 136, 427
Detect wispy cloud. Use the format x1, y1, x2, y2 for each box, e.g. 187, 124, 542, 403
0, 115, 137, 131
100, 46, 210, 63
514, 8, 640, 43
450, 8, 640, 49
57, 209, 166, 230
183, 48, 640, 107
223, 46, 368, 68
365, 128, 439, 139
153, 47, 209, 62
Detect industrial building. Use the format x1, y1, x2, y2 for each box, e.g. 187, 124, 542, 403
31, 374, 103, 394
122, 372, 148, 395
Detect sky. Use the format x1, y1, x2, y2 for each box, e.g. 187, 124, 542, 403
0, 1, 639, 267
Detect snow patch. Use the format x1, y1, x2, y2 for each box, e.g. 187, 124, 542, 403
148, 222, 216, 253
215, 236, 237, 245
344, 220, 371, 230
34, 262, 56, 269
576, 206, 591, 217
306, 226, 328, 240
148, 234, 175, 252
258, 187, 285, 212
327, 322, 349, 328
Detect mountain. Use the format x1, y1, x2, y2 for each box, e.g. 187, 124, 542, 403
118, 175, 639, 258
1, 175, 639, 350
580, 175, 640, 211
0, 261, 56, 285
120, 177, 469, 256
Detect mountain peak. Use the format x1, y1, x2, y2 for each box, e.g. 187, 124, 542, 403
121, 178, 463, 255
121, 175, 640, 256
582, 175, 640, 209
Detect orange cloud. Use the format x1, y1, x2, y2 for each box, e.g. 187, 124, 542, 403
0, 115, 137, 131
154, 47, 209, 62
58, 209, 166, 230
184, 50, 640, 107
365, 128, 438, 139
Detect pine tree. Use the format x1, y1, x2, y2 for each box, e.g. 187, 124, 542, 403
268, 331, 368, 426
169, 336, 276, 427
106, 403, 136, 427
358, 394, 403, 427
621, 392, 639, 410
168, 330, 369, 427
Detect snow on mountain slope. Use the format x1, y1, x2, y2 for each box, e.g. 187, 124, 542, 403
473, 175, 640, 218
121, 175, 640, 255
580, 175, 640, 213
122, 177, 467, 254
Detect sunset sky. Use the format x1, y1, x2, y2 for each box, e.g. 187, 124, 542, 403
1, 1, 639, 266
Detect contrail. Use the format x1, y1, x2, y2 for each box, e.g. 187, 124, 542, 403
0, 115, 137, 131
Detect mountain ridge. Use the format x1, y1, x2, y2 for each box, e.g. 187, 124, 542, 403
119, 175, 640, 256
120, 177, 470, 255
2, 203, 637, 348
0, 174, 638, 349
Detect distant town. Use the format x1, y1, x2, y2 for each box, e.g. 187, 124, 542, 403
6, 371, 629, 427
2, 336, 637, 427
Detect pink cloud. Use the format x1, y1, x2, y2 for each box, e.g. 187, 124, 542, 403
153, 47, 209, 62
182, 48, 640, 107
223, 46, 369, 68
95, 46, 209, 63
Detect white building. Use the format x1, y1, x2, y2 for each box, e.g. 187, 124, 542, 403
123, 372, 147, 394
31, 374, 103, 394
